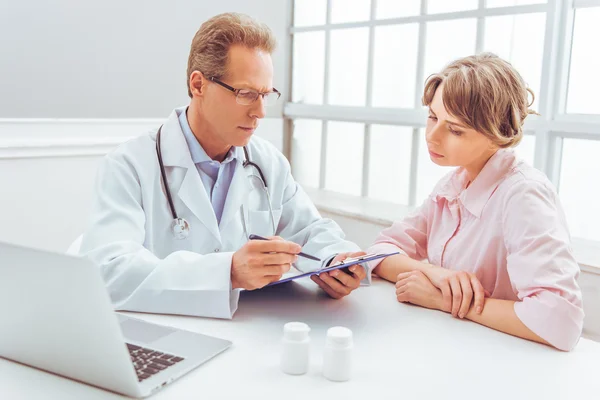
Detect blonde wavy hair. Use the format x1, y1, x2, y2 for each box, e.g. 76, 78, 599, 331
186, 13, 277, 98
422, 53, 537, 148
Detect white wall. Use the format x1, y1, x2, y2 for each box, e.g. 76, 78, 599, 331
0, 0, 290, 118
320, 210, 600, 342
0, 155, 104, 252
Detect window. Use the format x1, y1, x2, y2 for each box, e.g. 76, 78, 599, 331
368, 125, 413, 204
293, 0, 327, 27
328, 28, 370, 106
483, 12, 546, 109
287, 0, 600, 243
292, 32, 326, 104
427, 0, 478, 14
324, 121, 365, 196
560, 138, 600, 242
515, 133, 536, 166
371, 24, 419, 108
424, 18, 477, 78
291, 119, 322, 188
566, 6, 600, 115
376, 0, 420, 19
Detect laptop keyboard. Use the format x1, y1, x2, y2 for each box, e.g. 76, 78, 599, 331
127, 343, 185, 382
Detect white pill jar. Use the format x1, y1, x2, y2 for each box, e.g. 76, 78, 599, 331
322, 326, 353, 382
280, 322, 311, 375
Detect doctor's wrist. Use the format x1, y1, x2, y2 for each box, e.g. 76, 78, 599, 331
230, 275, 241, 290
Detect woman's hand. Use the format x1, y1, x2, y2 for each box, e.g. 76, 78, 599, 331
423, 267, 487, 318
395, 271, 445, 311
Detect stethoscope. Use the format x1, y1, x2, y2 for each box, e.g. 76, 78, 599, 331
156, 126, 276, 239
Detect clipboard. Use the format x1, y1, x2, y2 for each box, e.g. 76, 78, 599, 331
265, 252, 399, 287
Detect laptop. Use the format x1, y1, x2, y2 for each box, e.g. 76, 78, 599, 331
0, 241, 232, 398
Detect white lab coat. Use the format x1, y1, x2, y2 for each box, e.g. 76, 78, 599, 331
79, 107, 362, 319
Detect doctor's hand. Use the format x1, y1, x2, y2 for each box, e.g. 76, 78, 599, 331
231, 237, 300, 290
422, 267, 487, 319
311, 252, 367, 300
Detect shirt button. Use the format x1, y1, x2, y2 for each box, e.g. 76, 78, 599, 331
214, 248, 220, 253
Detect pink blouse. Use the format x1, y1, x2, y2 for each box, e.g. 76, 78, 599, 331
367, 149, 584, 351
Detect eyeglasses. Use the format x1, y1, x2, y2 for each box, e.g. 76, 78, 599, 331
209, 77, 281, 106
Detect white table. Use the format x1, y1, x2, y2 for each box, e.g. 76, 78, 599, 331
2, 278, 600, 399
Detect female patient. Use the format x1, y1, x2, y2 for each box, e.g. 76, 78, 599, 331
367, 53, 583, 351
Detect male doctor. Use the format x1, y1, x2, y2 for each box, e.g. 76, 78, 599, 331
79, 13, 369, 319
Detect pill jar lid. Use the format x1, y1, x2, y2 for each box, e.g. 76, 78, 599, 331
326, 326, 353, 347
283, 322, 311, 341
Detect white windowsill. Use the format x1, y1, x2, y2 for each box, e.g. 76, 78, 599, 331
305, 187, 600, 274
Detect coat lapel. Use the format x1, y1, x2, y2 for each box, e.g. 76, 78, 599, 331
159, 108, 221, 242
219, 153, 252, 233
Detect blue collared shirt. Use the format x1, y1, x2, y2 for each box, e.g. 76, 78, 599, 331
179, 108, 238, 225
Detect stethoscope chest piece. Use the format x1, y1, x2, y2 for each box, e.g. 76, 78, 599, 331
171, 217, 190, 240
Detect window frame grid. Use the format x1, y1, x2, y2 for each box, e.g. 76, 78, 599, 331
361, 0, 378, 197
290, 3, 549, 33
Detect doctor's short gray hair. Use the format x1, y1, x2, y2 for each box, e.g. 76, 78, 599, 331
186, 12, 277, 98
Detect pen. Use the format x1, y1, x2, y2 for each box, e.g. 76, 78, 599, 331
248, 234, 321, 262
